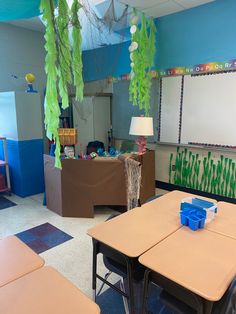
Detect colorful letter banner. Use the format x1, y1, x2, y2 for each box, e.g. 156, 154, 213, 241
109, 59, 236, 83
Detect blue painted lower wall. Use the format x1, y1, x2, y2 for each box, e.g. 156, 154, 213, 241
0, 139, 44, 197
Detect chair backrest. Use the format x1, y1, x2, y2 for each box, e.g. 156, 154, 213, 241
213, 277, 236, 314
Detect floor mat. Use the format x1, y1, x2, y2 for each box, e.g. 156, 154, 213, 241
0, 196, 17, 210
15, 222, 73, 254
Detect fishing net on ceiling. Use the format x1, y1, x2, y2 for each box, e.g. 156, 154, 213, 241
77, 0, 130, 92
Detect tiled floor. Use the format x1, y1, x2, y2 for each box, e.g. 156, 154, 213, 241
0, 193, 115, 298
0, 189, 167, 301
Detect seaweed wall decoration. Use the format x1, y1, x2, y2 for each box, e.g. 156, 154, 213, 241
40, 0, 84, 168
169, 147, 236, 198
129, 11, 156, 116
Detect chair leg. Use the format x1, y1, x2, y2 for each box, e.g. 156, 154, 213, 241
92, 241, 98, 301
96, 271, 112, 296
142, 270, 151, 314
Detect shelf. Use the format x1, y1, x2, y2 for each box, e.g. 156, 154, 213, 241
0, 187, 10, 193
0, 138, 11, 192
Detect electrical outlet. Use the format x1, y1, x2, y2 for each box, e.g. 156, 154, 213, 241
172, 164, 176, 171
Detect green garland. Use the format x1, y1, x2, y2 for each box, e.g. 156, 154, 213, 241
129, 12, 156, 116
57, 0, 72, 109
71, 0, 84, 102
40, 0, 84, 168
40, 0, 61, 169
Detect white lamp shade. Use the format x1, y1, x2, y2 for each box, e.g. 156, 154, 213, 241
129, 117, 154, 136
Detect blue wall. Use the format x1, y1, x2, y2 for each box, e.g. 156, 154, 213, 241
83, 40, 131, 81
83, 0, 236, 81
157, 0, 236, 70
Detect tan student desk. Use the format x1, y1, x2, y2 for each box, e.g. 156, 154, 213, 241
139, 227, 236, 314
87, 190, 216, 314
0, 266, 100, 314
0, 236, 44, 287
205, 201, 236, 239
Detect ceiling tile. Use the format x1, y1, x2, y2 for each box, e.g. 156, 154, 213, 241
143, 0, 184, 17
119, 0, 168, 10
174, 0, 215, 9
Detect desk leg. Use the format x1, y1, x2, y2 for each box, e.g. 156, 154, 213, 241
92, 241, 98, 302
141, 269, 151, 314
126, 257, 135, 314
203, 299, 214, 314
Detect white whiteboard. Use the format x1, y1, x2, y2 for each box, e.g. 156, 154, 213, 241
159, 76, 182, 143
181, 72, 236, 145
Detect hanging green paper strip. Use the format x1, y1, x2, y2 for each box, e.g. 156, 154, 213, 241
40, 0, 61, 168
71, 0, 84, 102
57, 0, 72, 110
40, 0, 84, 169
129, 11, 156, 116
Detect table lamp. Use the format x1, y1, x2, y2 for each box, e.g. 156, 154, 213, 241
129, 116, 154, 154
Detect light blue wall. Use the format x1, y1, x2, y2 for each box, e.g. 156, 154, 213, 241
82, 41, 131, 82
157, 0, 236, 70
83, 0, 236, 81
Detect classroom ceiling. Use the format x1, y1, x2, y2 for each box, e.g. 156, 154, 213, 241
6, 16, 44, 32
118, 0, 215, 17
3, 0, 215, 49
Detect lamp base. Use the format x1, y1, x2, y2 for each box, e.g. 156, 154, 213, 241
136, 136, 147, 155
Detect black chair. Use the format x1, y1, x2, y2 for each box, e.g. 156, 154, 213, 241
96, 213, 145, 314
142, 273, 236, 314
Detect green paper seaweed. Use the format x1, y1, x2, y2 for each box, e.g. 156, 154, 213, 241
57, 0, 72, 109
40, 0, 61, 169
129, 12, 156, 116
71, 0, 84, 102
40, 0, 84, 169
170, 148, 236, 198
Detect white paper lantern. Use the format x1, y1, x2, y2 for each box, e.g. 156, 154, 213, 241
129, 42, 138, 53
130, 25, 137, 34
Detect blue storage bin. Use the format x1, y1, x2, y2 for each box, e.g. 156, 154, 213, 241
192, 198, 214, 208
179, 204, 207, 231
188, 215, 200, 231
180, 197, 217, 224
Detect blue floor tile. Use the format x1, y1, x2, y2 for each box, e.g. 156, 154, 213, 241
15, 223, 73, 254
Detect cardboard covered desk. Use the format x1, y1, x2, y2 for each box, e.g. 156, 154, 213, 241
44, 151, 155, 218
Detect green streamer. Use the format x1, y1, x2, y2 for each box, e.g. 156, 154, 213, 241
57, 0, 72, 109
129, 13, 156, 116
40, 0, 61, 169
71, 0, 84, 102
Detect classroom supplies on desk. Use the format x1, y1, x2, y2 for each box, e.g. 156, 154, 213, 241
180, 197, 217, 231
